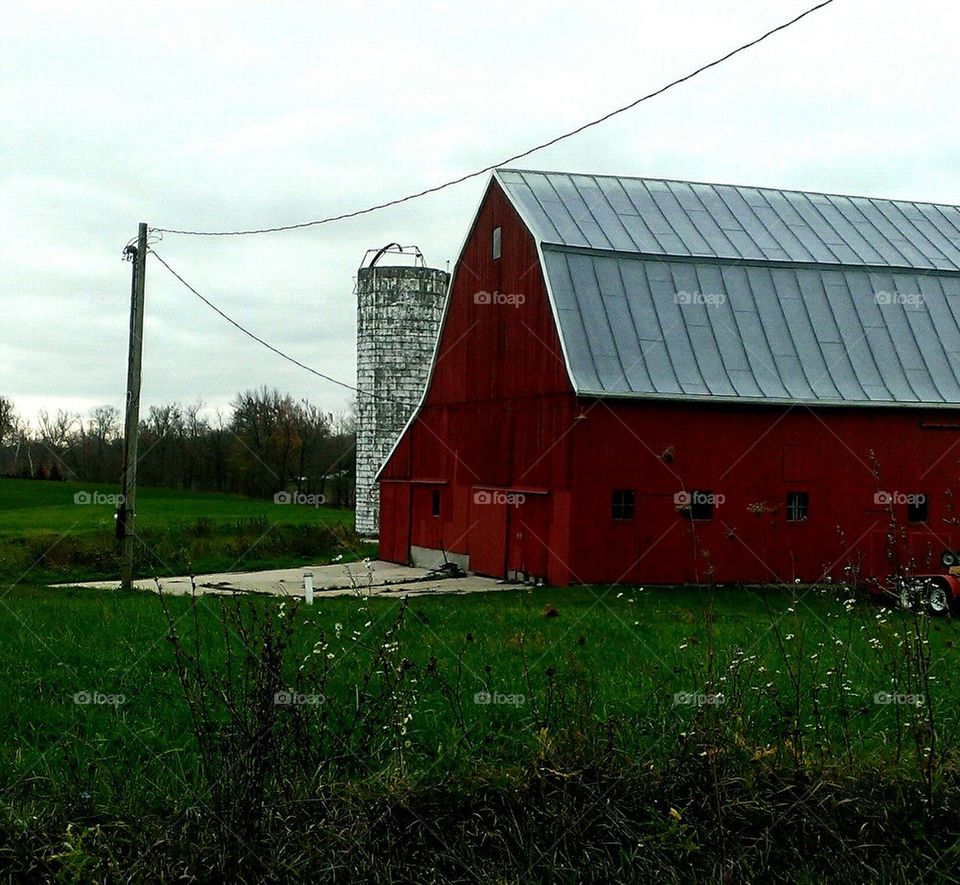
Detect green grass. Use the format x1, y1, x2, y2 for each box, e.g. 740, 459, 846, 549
0, 478, 351, 535
0, 477, 373, 584
4, 478, 960, 879
1, 581, 957, 788
2, 581, 960, 879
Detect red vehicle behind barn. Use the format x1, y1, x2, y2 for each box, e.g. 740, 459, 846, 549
378, 169, 960, 595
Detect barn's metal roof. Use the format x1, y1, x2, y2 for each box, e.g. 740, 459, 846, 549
496, 169, 960, 407
497, 169, 960, 271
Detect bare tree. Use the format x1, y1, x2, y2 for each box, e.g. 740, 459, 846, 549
3, 391, 358, 505
230, 387, 302, 496
180, 401, 209, 490
36, 409, 79, 479
322, 408, 356, 507
0, 396, 14, 446
296, 401, 332, 494
85, 405, 121, 482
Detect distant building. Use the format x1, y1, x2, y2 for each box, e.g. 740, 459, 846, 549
377, 168, 960, 586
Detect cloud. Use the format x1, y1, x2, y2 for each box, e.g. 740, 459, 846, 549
3, 0, 960, 425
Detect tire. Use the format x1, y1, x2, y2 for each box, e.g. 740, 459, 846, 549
926, 582, 951, 616
897, 581, 916, 611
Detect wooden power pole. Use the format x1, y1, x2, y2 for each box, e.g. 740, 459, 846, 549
118, 222, 148, 590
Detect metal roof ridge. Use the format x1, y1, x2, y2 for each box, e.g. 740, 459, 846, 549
496, 167, 960, 214
538, 240, 960, 278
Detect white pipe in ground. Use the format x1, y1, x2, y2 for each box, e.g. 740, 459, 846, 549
304, 572, 314, 605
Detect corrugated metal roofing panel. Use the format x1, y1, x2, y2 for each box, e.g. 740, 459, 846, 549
496, 169, 960, 406
728, 306, 790, 399
543, 248, 960, 405
494, 174, 563, 243
549, 176, 615, 250
571, 175, 638, 252
927, 205, 960, 250
498, 169, 960, 272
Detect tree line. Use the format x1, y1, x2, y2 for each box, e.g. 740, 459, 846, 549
0, 388, 356, 507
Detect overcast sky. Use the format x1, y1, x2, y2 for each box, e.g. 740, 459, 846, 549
3, 0, 958, 426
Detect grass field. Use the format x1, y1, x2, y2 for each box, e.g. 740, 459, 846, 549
3, 477, 960, 880
3, 580, 959, 778
0, 477, 371, 585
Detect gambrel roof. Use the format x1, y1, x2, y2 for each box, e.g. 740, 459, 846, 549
496, 168, 960, 407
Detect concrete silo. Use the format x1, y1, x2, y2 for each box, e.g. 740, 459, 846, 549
355, 245, 449, 536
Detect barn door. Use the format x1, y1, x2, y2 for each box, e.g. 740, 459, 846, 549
410, 484, 443, 550
379, 483, 411, 564
507, 495, 548, 580
470, 496, 508, 578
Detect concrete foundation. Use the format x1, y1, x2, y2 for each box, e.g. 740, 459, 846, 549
409, 545, 470, 572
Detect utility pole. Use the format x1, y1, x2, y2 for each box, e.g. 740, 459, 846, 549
117, 223, 148, 590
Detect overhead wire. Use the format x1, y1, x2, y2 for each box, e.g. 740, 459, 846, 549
150, 250, 417, 406
146, 1, 837, 403
152, 0, 836, 237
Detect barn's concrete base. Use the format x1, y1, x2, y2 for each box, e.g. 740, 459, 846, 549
51, 559, 524, 598
409, 545, 470, 572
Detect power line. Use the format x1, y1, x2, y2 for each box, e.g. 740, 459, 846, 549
152, 0, 837, 237
150, 250, 417, 406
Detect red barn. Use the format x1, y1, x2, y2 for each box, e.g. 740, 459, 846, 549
378, 169, 960, 588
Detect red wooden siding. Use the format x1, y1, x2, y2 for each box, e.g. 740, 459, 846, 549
564, 400, 960, 586
379, 180, 577, 585
423, 183, 572, 407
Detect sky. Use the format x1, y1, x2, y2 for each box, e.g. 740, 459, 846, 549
3, 0, 959, 427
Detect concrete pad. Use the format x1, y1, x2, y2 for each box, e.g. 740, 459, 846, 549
51, 559, 528, 598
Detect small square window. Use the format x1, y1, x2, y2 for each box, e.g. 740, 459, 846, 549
612, 489, 635, 520
908, 494, 928, 523
787, 491, 809, 522
492, 226, 502, 260
431, 489, 441, 518
678, 490, 714, 521
691, 491, 713, 521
